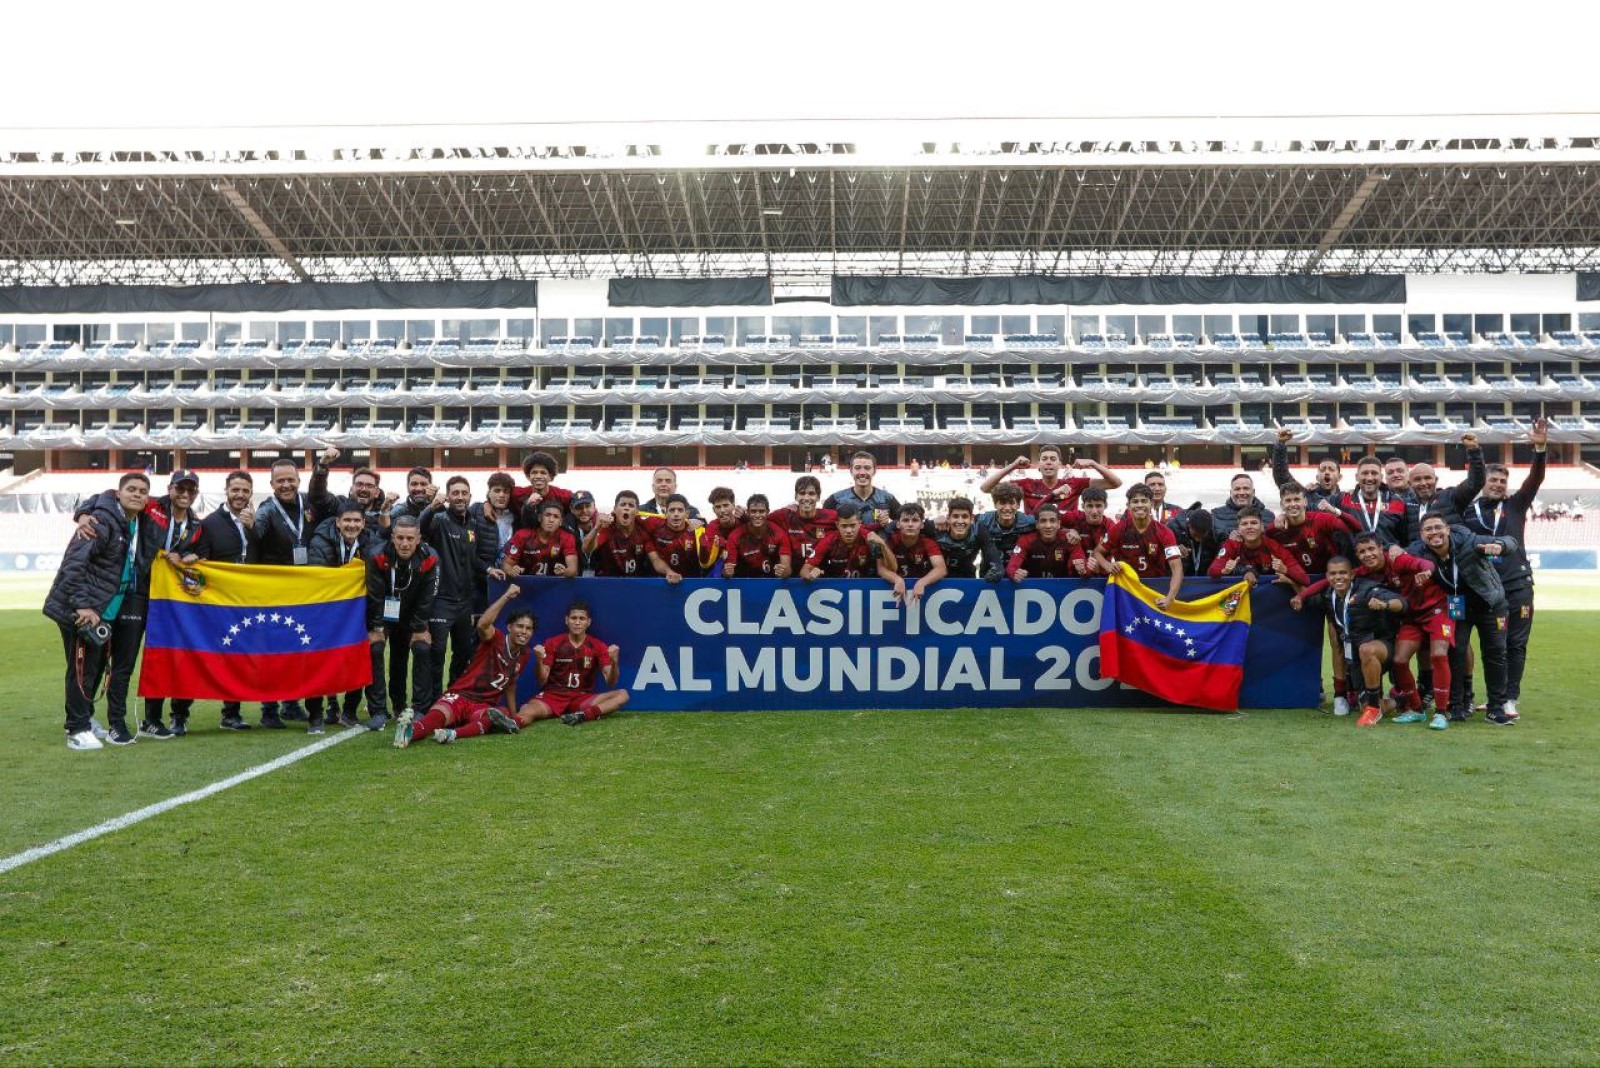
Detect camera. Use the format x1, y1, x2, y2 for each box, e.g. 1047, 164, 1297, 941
77, 621, 112, 648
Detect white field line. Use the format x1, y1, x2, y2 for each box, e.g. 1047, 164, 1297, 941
0, 726, 366, 876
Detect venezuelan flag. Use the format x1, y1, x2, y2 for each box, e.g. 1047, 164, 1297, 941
139, 558, 371, 702
1098, 562, 1251, 712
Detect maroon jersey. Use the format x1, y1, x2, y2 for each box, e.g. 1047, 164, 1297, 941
1102, 516, 1181, 576
504, 528, 577, 576
540, 633, 613, 695
707, 517, 744, 544
1006, 532, 1076, 578
448, 628, 532, 707
805, 531, 876, 578
593, 522, 652, 577
641, 516, 716, 577
1058, 510, 1112, 555
727, 522, 792, 577
511, 484, 574, 529
769, 505, 838, 565
1265, 510, 1355, 574
887, 534, 943, 579
1207, 538, 1310, 585
1363, 551, 1444, 616
1012, 475, 1091, 514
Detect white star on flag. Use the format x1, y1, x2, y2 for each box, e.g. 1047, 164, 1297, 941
229, 624, 240, 635
1185, 638, 1195, 647
255, 613, 266, 623
1164, 623, 1175, 632
1125, 625, 1135, 634
282, 615, 295, 627
270, 613, 281, 623
300, 635, 312, 646
295, 625, 306, 635
240, 617, 252, 628
222, 636, 231, 646
1186, 649, 1197, 658
1176, 628, 1187, 637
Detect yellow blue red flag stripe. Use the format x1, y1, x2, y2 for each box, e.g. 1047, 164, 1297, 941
138, 559, 370, 702
1098, 563, 1252, 711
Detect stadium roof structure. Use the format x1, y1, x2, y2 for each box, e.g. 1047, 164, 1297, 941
4, 114, 1600, 288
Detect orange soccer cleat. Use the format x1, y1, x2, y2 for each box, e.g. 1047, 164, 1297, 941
1356, 705, 1384, 727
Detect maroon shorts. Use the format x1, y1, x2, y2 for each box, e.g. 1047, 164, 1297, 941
533, 690, 592, 716
430, 692, 495, 726
1398, 610, 1455, 647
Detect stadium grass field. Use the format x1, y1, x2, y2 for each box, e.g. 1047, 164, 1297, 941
2, 598, 1598, 1064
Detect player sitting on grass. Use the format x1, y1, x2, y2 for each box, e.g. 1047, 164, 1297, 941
516, 601, 629, 727
394, 584, 533, 747
878, 502, 946, 604
1290, 556, 1407, 728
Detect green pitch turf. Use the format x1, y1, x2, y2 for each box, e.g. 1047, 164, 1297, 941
1, 608, 1598, 1065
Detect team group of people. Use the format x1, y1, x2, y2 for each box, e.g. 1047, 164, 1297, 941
45, 424, 1547, 749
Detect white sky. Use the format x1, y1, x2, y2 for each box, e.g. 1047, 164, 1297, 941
4, 1, 1597, 131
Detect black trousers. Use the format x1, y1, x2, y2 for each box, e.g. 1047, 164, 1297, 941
1450, 595, 1509, 715
428, 607, 477, 707
366, 625, 433, 718
306, 690, 364, 721
143, 697, 194, 725
104, 605, 147, 729
1504, 585, 1534, 701
60, 622, 109, 735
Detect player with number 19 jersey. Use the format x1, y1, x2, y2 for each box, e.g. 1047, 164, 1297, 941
593, 522, 651, 576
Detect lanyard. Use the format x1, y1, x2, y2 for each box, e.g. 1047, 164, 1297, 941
123, 519, 139, 583
1434, 553, 1459, 591
229, 510, 248, 562
342, 539, 357, 565
271, 494, 305, 543
1475, 500, 1504, 536
1357, 496, 1383, 533
164, 514, 190, 552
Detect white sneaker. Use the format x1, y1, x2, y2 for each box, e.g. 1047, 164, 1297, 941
67, 730, 104, 751
1332, 696, 1351, 717
1502, 699, 1520, 719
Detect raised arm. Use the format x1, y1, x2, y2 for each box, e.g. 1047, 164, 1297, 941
1512, 419, 1548, 509
476, 583, 520, 643
979, 454, 1030, 495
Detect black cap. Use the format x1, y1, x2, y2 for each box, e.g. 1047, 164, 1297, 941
169, 469, 200, 487
570, 490, 596, 507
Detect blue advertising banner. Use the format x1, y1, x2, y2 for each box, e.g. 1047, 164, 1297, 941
495, 577, 1323, 712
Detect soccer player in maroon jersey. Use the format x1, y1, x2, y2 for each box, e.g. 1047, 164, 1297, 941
979, 445, 1121, 514
642, 494, 719, 582
1057, 486, 1114, 575
1007, 502, 1078, 581
516, 601, 629, 726
877, 502, 946, 604
1207, 505, 1309, 589
1359, 534, 1451, 719
769, 476, 838, 565
393, 585, 533, 747
502, 500, 579, 578
1093, 484, 1183, 607
1268, 482, 1361, 574
511, 451, 573, 529
707, 486, 744, 544
722, 494, 793, 578
1336, 456, 1407, 547
588, 490, 654, 577
801, 503, 892, 579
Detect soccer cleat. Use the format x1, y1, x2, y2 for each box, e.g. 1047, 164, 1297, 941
138, 722, 175, 740
67, 729, 104, 751
1391, 711, 1427, 725
1332, 696, 1351, 717
392, 710, 414, 749
307, 718, 325, 736
432, 727, 457, 745
219, 714, 252, 731
170, 718, 188, 737
1485, 710, 1517, 726
366, 711, 389, 733
1356, 705, 1383, 727
106, 724, 137, 746
487, 708, 520, 735
560, 710, 587, 726
1428, 713, 1449, 731
1502, 699, 1520, 719
259, 712, 287, 730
